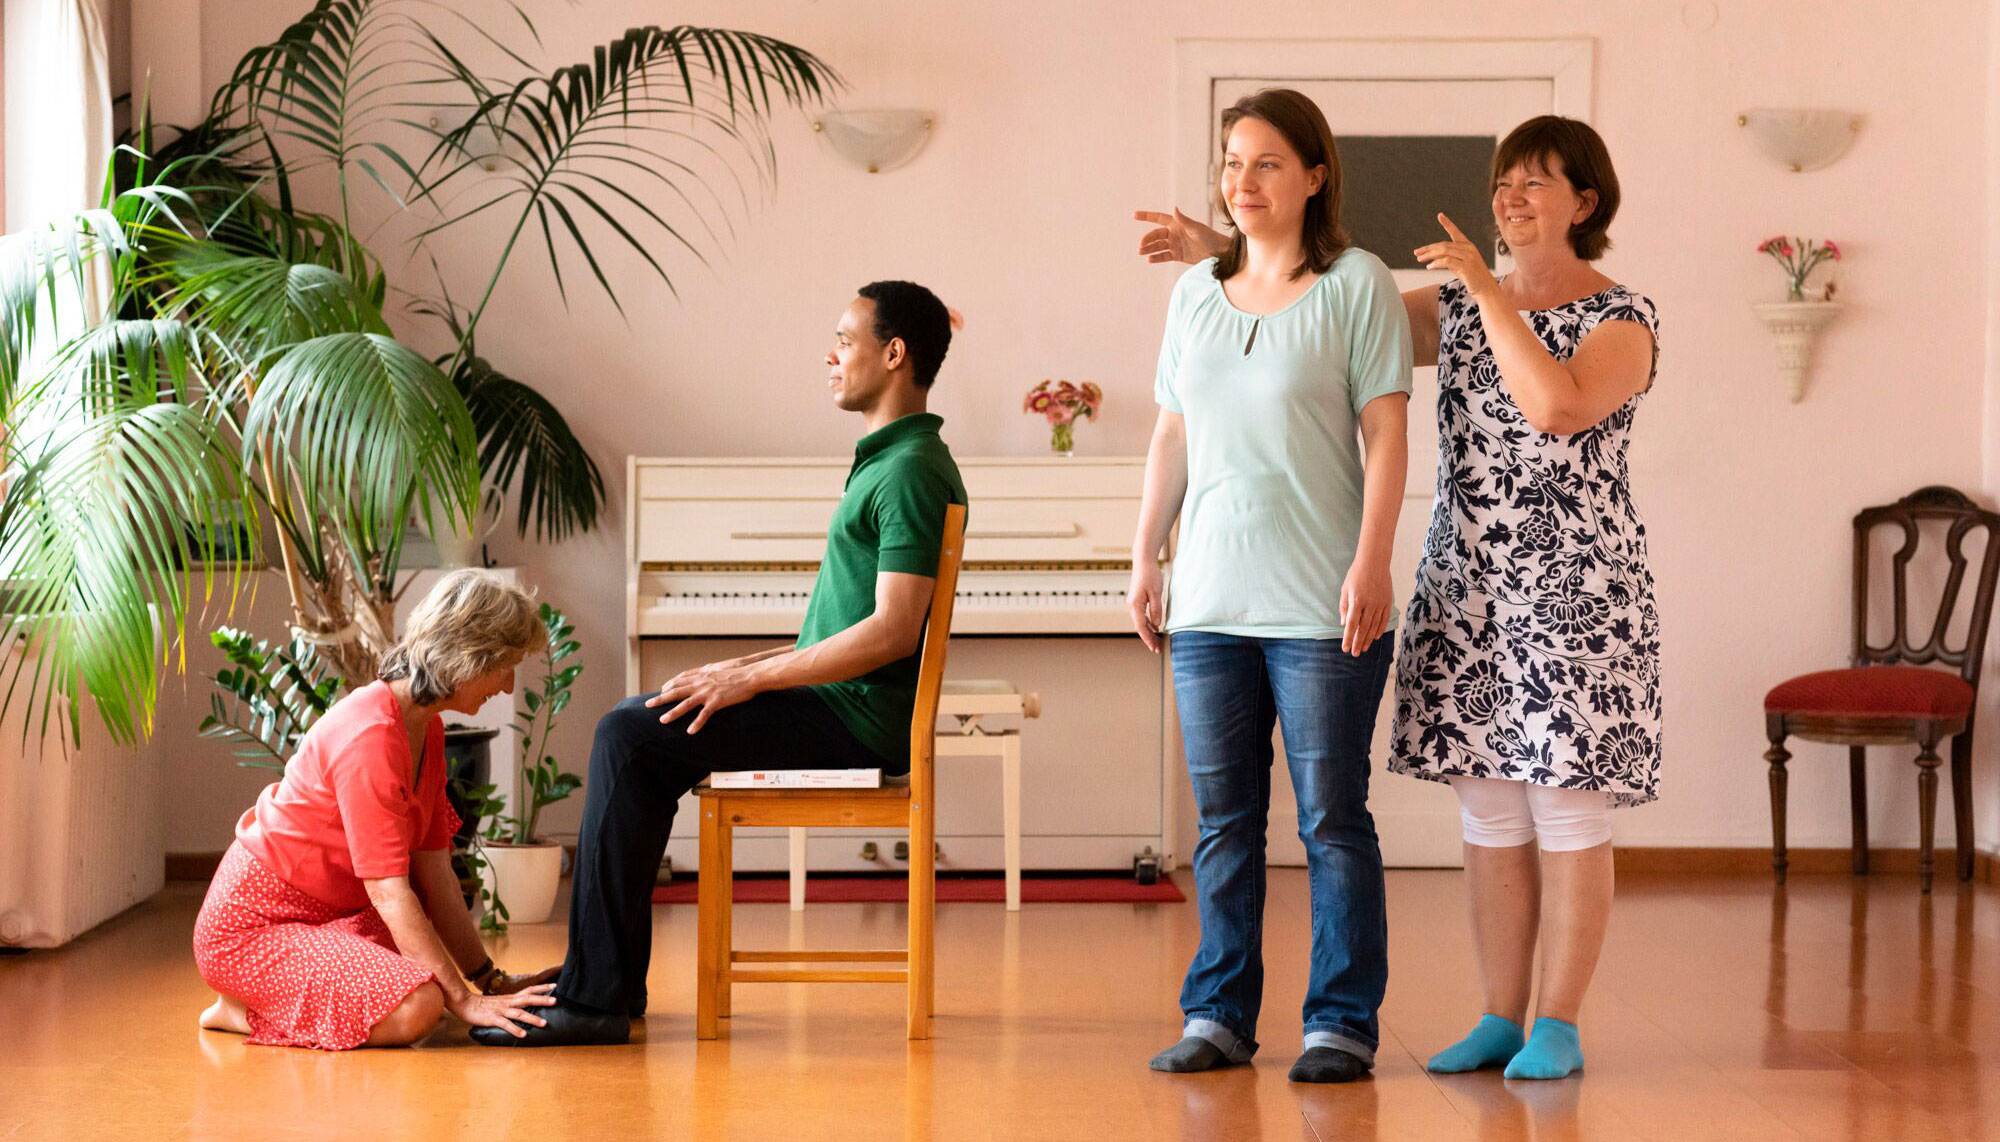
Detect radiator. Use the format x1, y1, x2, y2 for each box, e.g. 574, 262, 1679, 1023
0, 686, 161, 949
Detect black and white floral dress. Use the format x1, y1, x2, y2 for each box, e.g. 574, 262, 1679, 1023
1388, 280, 1662, 807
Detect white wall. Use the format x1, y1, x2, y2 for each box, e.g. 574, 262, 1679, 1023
1982, 0, 2000, 857
146, 0, 1996, 856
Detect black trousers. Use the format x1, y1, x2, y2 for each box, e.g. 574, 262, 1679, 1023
555, 688, 885, 1015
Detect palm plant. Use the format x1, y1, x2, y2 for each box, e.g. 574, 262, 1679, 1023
0, 0, 838, 742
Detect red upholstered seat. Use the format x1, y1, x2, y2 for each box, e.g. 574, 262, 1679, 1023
1764, 666, 1975, 720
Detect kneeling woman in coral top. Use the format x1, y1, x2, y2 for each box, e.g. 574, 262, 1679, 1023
193, 570, 557, 1049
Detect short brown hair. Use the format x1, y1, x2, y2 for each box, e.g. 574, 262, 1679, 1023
1212, 88, 1348, 282
1492, 116, 1620, 261
379, 569, 541, 705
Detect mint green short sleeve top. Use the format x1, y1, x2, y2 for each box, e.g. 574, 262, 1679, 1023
1153, 247, 1413, 639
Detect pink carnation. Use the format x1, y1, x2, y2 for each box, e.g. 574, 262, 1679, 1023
1823, 239, 1842, 260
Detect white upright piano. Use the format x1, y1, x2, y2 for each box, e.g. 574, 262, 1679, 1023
627, 456, 1175, 876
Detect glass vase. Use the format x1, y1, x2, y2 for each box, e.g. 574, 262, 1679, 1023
1049, 421, 1074, 456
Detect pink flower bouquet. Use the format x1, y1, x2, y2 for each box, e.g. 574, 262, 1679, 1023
1023, 379, 1103, 455
1757, 235, 1841, 301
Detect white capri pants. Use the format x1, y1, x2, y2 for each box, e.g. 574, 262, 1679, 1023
1449, 776, 1613, 852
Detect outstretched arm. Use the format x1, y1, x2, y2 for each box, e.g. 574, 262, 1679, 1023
365, 874, 554, 1037
410, 849, 560, 992
1416, 214, 1651, 433
647, 571, 935, 732
1134, 208, 1231, 264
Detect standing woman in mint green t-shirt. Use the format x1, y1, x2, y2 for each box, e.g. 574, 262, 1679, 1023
1128, 88, 1413, 1084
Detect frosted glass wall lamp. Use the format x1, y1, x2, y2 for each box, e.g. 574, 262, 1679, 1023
813, 110, 933, 173
425, 108, 510, 172
1736, 109, 1862, 173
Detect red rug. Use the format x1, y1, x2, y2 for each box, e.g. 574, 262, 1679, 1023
651, 873, 1184, 905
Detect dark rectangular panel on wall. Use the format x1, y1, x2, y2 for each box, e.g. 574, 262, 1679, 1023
1335, 135, 1497, 270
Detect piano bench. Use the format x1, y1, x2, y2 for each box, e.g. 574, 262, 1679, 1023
785, 678, 1040, 912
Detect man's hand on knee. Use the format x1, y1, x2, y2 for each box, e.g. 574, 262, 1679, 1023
645, 664, 762, 733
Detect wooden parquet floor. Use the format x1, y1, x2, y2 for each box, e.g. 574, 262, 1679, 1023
3, 867, 1996, 1140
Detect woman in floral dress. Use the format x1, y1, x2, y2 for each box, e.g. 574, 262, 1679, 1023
1388, 116, 1660, 1081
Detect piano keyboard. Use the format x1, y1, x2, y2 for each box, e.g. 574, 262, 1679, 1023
642, 584, 1131, 635
655, 588, 1124, 606
628, 456, 1153, 641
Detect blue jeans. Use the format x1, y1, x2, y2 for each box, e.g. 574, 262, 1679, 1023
1170, 631, 1394, 1062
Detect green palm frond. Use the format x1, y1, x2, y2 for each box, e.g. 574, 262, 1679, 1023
215, 0, 426, 210
168, 250, 390, 359
410, 286, 603, 542
213, 0, 542, 216
451, 351, 604, 542
0, 209, 133, 403
0, 352, 246, 745
424, 25, 840, 325
244, 331, 478, 583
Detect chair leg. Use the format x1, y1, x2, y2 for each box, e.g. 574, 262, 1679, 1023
1848, 746, 1869, 875
1950, 733, 1974, 883
789, 827, 808, 912
1765, 728, 1792, 885
908, 822, 935, 1040
718, 820, 735, 1019
1002, 734, 1023, 913
696, 804, 724, 1039
1915, 735, 1942, 895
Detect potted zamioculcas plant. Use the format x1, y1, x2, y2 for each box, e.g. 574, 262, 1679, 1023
476, 603, 584, 930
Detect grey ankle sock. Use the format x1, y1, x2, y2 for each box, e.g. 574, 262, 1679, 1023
1288, 1046, 1369, 1083
1150, 1036, 1231, 1072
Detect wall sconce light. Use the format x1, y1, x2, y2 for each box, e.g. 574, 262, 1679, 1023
813, 109, 934, 173
426, 108, 510, 172
1736, 108, 1862, 173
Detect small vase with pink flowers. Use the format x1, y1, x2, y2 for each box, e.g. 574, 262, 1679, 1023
1022, 380, 1102, 457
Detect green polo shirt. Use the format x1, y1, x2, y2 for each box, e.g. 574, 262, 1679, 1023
800, 412, 967, 768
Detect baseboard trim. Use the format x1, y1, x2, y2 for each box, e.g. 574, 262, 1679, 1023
169, 846, 2000, 885
166, 852, 224, 882
1616, 846, 1999, 883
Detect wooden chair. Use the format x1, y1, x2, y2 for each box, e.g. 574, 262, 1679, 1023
1764, 486, 2000, 893
693, 503, 966, 1039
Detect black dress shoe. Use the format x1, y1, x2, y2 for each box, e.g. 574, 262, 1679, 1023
469, 998, 631, 1047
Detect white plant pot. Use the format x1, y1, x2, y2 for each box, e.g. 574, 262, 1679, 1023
422, 498, 504, 569
481, 841, 563, 925
1752, 299, 1843, 402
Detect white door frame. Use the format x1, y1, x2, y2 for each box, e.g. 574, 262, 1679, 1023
1172, 38, 1596, 230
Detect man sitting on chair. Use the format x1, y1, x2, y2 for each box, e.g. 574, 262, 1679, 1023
475, 280, 967, 1047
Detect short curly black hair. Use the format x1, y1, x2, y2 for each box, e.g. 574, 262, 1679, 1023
857, 280, 952, 388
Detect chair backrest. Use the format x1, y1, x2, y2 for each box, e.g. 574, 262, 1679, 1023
907, 504, 968, 811
1851, 486, 2000, 690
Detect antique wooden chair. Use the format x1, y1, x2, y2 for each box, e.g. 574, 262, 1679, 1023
1764, 487, 2000, 893
693, 503, 966, 1039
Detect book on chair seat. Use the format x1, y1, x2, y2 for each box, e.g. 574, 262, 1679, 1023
707, 769, 883, 789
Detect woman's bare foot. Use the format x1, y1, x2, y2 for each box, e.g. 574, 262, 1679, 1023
199, 993, 251, 1035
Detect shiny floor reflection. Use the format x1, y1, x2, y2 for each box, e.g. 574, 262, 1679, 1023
3, 867, 1996, 1140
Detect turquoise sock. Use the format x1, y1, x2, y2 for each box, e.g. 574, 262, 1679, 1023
1503, 1017, 1584, 1080
1426, 1014, 1526, 1073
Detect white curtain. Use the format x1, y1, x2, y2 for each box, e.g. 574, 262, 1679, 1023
0, 1, 153, 951
4, 0, 114, 231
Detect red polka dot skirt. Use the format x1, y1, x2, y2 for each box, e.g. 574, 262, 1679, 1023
193, 842, 437, 1050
